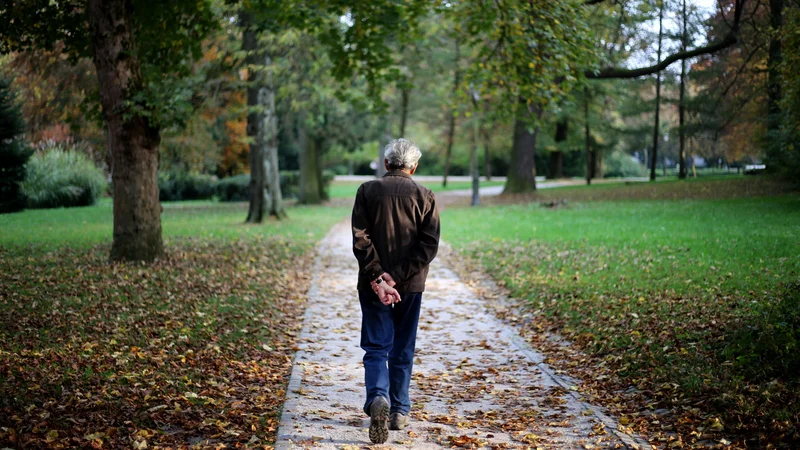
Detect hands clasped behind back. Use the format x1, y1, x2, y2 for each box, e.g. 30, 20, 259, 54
371, 272, 401, 306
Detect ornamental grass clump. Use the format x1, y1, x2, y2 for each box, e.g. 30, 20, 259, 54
22, 145, 108, 209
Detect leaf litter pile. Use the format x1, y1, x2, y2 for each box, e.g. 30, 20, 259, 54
0, 236, 314, 449
445, 240, 800, 449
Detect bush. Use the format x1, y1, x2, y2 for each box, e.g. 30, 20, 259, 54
603, 150, 647, 178
22, 148, 108, 209
216, 171, 335, 202
158, 171, 218, 202
0, 78, 31, 214
216, 174, 250, 202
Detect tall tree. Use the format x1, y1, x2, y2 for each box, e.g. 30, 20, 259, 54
1, 0, 217, 262
678, 0, 689, 179
651, 0, 665, 182
442, 38, 461, 188
767, 0, 784, 158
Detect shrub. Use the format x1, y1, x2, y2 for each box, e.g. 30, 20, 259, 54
216, 171, 335, 202
22, 147, 108, 209
158, 171, 218, 202
0, 78, 31, 214
216, 174, 250, 202
603, 150, 647, 178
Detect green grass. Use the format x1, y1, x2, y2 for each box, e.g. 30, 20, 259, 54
443, 193, 800, 445
328, 179, 505, 199
0, 198, 348, 250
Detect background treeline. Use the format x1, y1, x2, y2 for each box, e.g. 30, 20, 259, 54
1, 0, 798, 253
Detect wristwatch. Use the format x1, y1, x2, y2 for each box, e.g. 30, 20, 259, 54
374, 277, 384, 285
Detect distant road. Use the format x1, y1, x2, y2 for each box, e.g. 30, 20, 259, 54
332, 175, 648, 197
333, 175, 513, 183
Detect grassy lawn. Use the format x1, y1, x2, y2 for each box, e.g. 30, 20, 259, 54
328, 179, 505, 199
443, 190, 800, 447
0, 201, 348, 449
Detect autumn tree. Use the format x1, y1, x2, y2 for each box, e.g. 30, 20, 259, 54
0, 0, 217, 261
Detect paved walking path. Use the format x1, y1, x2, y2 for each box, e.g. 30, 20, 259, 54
276, 222, 648, 449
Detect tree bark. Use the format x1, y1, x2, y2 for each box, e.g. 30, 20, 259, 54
88, 0, 163, 262
299, 127, 322, 204
399, 86, 410, 137
242, 11, 266, 223
481, 124, 492, 180
376, 118, 391, 178
585, 91, 594, 185
504, 98, 541, 193
263, 54, 285, 218
767, 0, 783, 159
442, 39, 460, 188
470, 114, 480, 206
651, 0, 664, 182
678, 0, 688, 179
551, 118, 568, 179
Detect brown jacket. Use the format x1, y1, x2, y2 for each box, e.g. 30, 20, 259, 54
351, 170, 440, 293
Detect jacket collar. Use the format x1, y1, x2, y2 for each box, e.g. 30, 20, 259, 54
383, 170, 413, 179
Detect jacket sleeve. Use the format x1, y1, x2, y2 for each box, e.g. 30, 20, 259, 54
351, 184, 384, 281
388, 192, 440, 283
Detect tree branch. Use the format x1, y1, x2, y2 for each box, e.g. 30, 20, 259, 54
588, 0, 745, 79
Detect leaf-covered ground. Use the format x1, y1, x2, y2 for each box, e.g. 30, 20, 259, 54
0, 202, 348, 449
443, 193, 800, 448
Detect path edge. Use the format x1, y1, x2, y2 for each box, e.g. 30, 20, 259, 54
439, 241, 654, 450
274, 229, 331, 450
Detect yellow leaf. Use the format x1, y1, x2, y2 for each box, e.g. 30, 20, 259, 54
46, 430, 59, 442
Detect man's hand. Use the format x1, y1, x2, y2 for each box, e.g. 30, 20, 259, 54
381, 272, 396, 287
375, 284, 401, 307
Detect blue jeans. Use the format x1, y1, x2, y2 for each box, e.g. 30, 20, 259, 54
359, 290, 422, 416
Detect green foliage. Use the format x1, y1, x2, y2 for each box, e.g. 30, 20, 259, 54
158, 171, 218, 202
216, 171, 335, 203
216, 174, 251, 203
0, 77, 31, 214
775, 6, 800, 179
452, 0, 598, 118
0, 0, 219, 129
726, 283, 800, 380
603, 150, 647, 178
22, 146, 108, 209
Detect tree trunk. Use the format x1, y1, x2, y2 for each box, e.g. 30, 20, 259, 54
399, 86, 410, 137
481, 124, 492, 180
585, 90, 594, 185
767, 0, 783, 159
88, 0, 163, 262
442, 39, 461, 188
376, 119, 390, 178
595, 149, 604, 179
551, 118, 567, 179
470, 93, 481, 206
263, 54, 285, 219
651, 0, 664, 182
678, 0, 688, 179
299, 127, 322, 204
504, 98, 541, 193
242, 11, 266, 223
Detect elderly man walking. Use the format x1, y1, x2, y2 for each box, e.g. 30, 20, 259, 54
351, 138, 440, 444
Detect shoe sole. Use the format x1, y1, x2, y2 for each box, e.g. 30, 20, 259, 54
369, 399, 390, 444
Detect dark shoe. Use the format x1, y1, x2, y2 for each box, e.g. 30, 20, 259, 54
368, 396, 390, 444
389, 412, 408, 430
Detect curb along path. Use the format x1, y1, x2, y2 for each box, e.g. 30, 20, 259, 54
276, 221, 648, 449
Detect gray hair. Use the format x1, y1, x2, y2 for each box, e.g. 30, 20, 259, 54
384, 138, 422, 170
